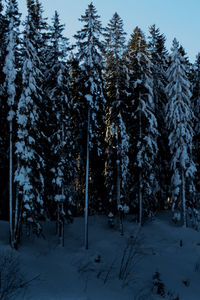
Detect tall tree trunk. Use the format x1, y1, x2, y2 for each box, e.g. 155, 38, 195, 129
85, 108, 90, 250
60, 109, 65, 247
9, 120, 13, 247
61, 192, 64, 247
182, 169, 186, 227
14, 188, 23, 248
139, 171, 142, 226
139, 103, 142, 226
116, 159, 123, 235
13, 192, 19, 249
11, 160, 22, 249
116, 159, 120, 207
57, 203, 62, 246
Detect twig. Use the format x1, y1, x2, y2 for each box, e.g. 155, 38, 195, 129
104, 258, 116, 284
19, 274, 40, 288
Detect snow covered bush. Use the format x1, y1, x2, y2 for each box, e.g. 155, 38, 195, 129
172, 211, 181, 224
186, 207, 200, 230
108, 212, 114, 228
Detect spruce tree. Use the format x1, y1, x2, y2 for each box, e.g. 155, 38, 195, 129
0, 0, 7, 88
27, 0, 50, 192
104, 13, 129, 223
3, 0, 21, 248
46, 11, 75, 245
126, 27, 158, 225
15, 0, 45, 235
0, 0, 9, 217
69, 54, 88, 214
148, 25, 169, 208
34, 0, 50, 70
74, 2, 105, 248
192, 53, 200, 203
166, 39, 196, 227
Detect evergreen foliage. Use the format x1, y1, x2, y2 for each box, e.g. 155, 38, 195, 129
15, 2, 45, 233
166, 39, 196, 227
0, 1, 200, 247
74, 3, 106, 212
148, 25, 169, 208
104, 12, 129, 215
0, 0, 9, 219
192, 53, 200, 203
3, 0, 21, 248
47, 11, 75, 226
126, 27, 158, 224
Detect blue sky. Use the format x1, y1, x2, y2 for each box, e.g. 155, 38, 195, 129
18, 0, 200, 62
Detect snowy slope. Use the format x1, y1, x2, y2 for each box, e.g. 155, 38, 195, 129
0, 212, 200, 299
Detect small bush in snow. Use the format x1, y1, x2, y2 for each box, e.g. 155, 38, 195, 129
119, 233, 141, 283
191, 208, 200, 231
167, 290, 180, 300
182, 278, 190, 286
152, 271, 165, 297
172, 211, 181, 224
108, 212, 114, 228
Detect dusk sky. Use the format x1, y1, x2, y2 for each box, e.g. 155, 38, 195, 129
18, 0, 200, 62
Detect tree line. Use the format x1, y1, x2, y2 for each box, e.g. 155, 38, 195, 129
0, 0, 199, 248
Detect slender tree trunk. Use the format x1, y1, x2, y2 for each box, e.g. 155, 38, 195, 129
57, 202, 60, 235
57, 106, 65, 247
17, 209, 22, 246
13, 192, 19, 249
139, 103, 142, 226
182, 169, 186, 227
116, 159, 120, 208
116, 159, 123, 235
139, 171, 142, 226
60, 201, 64, 247
11, 160, 22, 249
16, 191, 23, 248
85, 108, 90, 250
56, 205, 59, 236
9, 120, 13, 247
57, 202, 64, 247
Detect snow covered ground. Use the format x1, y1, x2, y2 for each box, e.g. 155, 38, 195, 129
1, 211, 200, 299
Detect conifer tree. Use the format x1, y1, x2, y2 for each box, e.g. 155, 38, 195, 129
69, 54, 88, 213
166, 39, 196, 227
46, 11, 75, 245
34, 0, 50, 70
3, 0, 21, 248
104, 13, 129, 220
178, 45, 194, 82
15, 0, 45, 235
148, 25, 169, 208
26, 0, 50, 184
0, 0, 7, 89
74, 2, 105, 248
0, 0, 9, 214
126, 27, 158, 225
192, 53, 200, 202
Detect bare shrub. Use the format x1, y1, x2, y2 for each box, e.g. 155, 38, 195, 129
0, 249, 38, 299
119, 231, 142, 284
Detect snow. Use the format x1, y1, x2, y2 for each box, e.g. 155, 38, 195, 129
1, 212, 200, 299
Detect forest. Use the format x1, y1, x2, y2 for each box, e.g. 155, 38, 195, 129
0, 0, 200, 252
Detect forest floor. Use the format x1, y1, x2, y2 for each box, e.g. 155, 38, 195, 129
1, 211, 200, 299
